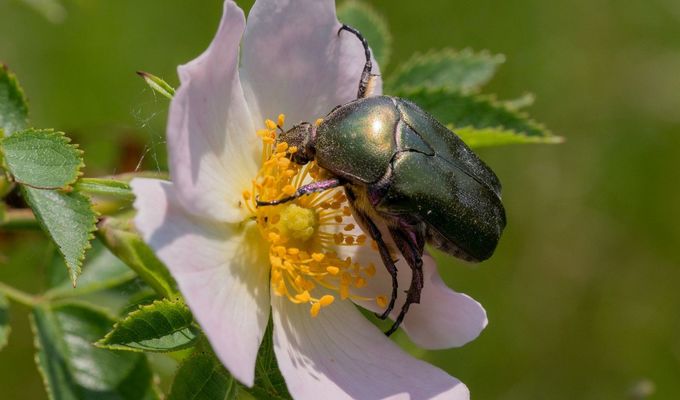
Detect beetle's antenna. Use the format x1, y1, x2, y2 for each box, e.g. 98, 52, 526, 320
338, 24, 373, 99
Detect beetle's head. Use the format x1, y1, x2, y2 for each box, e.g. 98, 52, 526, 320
277, 122, 316, 164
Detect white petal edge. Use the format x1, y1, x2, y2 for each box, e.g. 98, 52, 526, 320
240, 0, 383, 127
131, 178, 270, 386
332, 223, 488, 350
356, 249, 487, 350
271, 291, 469, 400
168, 0, 259, 223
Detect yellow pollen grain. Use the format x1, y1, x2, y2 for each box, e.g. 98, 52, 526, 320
376, 296, 388, 309
319, 295, 335, 307
295, 291, 311, 303
312, 253, 325, 262
310, 302, 322, 317
326, 266, 340, 275
265, 119, 277, 130
277, 114, 286, 127
314, 118, 324, 126
268, 232, 280, 243
276, 142, 289, 153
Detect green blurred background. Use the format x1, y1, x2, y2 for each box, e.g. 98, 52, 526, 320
1, 0, 679, 398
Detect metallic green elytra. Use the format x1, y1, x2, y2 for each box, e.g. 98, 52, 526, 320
259, 24, 505, 336
314, 95, 506, 262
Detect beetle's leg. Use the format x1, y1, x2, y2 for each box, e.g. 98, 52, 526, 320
338, 24, 373, 99
361, 215, 400, 320
256, 178, 342, 207
383, 227, 425, 336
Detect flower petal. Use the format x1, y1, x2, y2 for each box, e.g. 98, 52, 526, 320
338, 230, 488, 350
131, 178, 270, 386
240, 0, 383, 126
168, 0, 259, 223
271, 293, 468, 400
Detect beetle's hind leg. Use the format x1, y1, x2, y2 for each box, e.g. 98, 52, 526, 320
338, 24, 376, 99
383, 226, 425, 337
361, 215, 400, 320
256, 178, 342, 207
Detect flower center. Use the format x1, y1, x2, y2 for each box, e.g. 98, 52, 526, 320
241, 115, 382, 317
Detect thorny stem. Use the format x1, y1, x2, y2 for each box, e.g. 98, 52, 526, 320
0, 281, 38, 307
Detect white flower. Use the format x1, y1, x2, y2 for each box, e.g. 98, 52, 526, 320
132, 1, 487, 398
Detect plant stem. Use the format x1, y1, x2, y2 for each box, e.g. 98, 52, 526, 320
0, 281, 37, 307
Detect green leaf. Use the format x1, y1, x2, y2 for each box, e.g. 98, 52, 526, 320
397, 87, 552, 137
98, 215, 177, 298
46, 240, 136, 299
0, 64, 29, 136
137, 71, 175, 100
2, 129, 84, 189
241, 322, 291, 400
31, 303, 158, 400
386, 49, 505, 93
22, 187, 97, 286
0, 293, 9, 351
19, 0, 67, 24
168, 351, 237, 400
96, 298, 198, 353
455, 126, 564, 149
504, 92, 535, 110
337, 0, 392, 68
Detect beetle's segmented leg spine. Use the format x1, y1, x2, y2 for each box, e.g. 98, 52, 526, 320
363, 216, 400, 321
338, 24, 373, 99
256, 178, 343, 207
384, 227, 425, 336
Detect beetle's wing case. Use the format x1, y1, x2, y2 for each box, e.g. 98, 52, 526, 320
373, 98, 506, 261
395, 98, 502, 197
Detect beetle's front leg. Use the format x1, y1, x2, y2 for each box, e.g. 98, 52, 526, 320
338, 24, 374, 99
256, 178, 342, 207
384, 226, 425, 337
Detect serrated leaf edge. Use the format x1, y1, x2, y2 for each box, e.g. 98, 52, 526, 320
1, 128, 86, 190
399, 86, 555, 138
95, 298, 197, 353
452, 125, 565, 147
386, 48, 506, 92
0, 63, 30, 134
22, 187, 98, 287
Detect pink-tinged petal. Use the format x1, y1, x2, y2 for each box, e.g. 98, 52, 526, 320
271, 293, 469, 400
240, 0, 383, 126
131, 178, 270, 386
168, 0, 259, 223
329, 222, 488, 350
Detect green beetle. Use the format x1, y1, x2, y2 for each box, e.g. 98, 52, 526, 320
259, 25, 506, 335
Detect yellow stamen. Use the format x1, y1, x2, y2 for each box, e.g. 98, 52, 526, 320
242, 114, 378, 317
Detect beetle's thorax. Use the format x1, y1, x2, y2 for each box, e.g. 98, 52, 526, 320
277, 122, 317, 165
